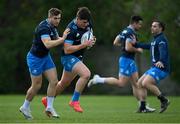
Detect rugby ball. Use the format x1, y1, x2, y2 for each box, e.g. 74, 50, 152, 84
81, 31, 93, 44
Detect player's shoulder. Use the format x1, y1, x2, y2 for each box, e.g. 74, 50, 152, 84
38, 20, 51, 31
121, 27, 134, 35
67, 20, 78, 31
157, 33, 168, 43
121, 28, 128, 34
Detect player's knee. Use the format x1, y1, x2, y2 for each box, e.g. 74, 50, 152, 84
81, 71, 91, 80
31, 84, 41, 93
57, 80, 69, 89
53, 79, 59, 84
49, 79, 58, 86
117, 80, 125, 87
141, 81, 148, 88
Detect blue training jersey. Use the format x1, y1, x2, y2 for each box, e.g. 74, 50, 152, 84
118, 26, 137, 60
150, 33, 170, 72
30, 19, 59, 57
61, 19, 92, 59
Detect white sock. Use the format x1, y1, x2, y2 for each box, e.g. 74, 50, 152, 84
95, 76, 105, 83
22, 99, 30, 109
47, 96, 54, 108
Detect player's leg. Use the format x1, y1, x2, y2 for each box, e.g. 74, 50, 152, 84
130, 59, 156, 113
41, 54, 61, 118
20, 75, 42, 119
41, 70, 77, 113
20, 52, 43, 119
56, 69, 77, 96
131, 73, 155, 113
131, 72, 147, 101
41, 55, 77, 108
141, 67, 170, 113
88, 56, 130, 87
131, 72, 146, 109
69, 61, 91, 113
88, 74, 129, 87
43, 67, 59, 118
131, 72, 147, 112
73, 61, 91, 92
27, 75, 43, 101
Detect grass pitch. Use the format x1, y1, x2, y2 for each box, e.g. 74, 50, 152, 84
0, 95, 179, 123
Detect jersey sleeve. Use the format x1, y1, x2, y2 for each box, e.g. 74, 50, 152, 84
158, 40, 168, 64
121, 30, 133, 43
116, 33, 123, 43
64, 29, 75, 45
126, 32, 134, 43
135, 42, 151, 50
118, 30, 127, 42
39, 27, 51, 39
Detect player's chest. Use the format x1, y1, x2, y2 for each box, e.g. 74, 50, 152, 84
73, 30, 87, 45
50, 28, 58, 40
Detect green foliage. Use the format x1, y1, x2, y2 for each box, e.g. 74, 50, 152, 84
0, 0, 180, 93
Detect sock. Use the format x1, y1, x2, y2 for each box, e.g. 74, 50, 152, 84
157, 94, 167, 103
95, 76, 105, 83
47, 96, 54, 108
22, 99, 30, 109
72, 91, 80, 101
140, 101, 146, 110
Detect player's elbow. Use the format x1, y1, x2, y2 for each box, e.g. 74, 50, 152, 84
113, 37, 121, 46
125, 46, 131, 52
42, 39, 53, 49
113, 41, 120, 46
44, 43, 51, 49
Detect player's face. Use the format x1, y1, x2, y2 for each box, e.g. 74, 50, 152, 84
50, 14, 61, 27
151, 22, 161, 35
134, 20, 143, 31
77, 18, 89, 29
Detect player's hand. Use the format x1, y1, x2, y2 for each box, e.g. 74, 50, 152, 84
83, 40, 94, 47
83, 36, 96, 49
91, 36, 96, 46
155, 61, 164, 68
62, 28, 70, 39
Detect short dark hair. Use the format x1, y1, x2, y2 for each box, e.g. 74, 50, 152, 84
153, 19, 165, 31
130, 15, 143, 24
76, 7, 91, 20
48, 8, 62, 17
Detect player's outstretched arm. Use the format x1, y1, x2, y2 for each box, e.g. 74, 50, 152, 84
125, 41, 143, 53
42, 28, 70, 49
64, 40, 93, 54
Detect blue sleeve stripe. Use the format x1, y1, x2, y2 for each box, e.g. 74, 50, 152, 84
159, 41, 165, 44
41, 34, 50, 39
65, 40, 74, 44
119, 34, 125, 39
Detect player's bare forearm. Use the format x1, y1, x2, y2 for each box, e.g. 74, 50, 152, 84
42, 38, 65, 49
64, 44, 86, 54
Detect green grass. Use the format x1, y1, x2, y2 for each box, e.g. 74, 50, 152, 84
0, 95, 179, 123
